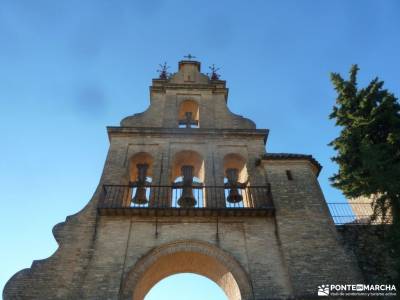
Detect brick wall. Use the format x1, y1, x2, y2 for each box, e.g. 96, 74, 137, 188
262, 160, 363, 298
337, 225, 398, 284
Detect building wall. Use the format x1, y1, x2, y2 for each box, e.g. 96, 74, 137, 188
3, 155, 365, 300
262, 160, 364, 297
348, 195, 392, 224
3, 60, 364, 299
3, 195, 99, 299
102, 133, 267, 188
337, 225, 398, 284
80, 216, 292, 300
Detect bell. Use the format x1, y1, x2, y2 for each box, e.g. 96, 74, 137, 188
227, 188, 243, 203
178, 186, 197, 208
131, 163, 149, 205
226, 168, 243, 203
133, 186, 148, 204
177, 165, 197, 208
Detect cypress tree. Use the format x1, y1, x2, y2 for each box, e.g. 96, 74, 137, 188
329, 65, 400, 283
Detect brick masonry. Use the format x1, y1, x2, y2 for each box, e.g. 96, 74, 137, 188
3, 60, 363, 300
337, 225, 398, 285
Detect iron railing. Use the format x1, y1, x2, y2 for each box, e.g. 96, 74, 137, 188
98, 184, 273, 210
327, 202, 389, 225
100, 185, 390, 224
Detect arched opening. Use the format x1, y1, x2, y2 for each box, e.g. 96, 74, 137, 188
144, 273, 228, 300
171, 150, 204, 208
223, 154, 249, 208
172, 175, 204, 208
128, 152, 154, 207
178, 100, 200, 128
121, 241, 252, 300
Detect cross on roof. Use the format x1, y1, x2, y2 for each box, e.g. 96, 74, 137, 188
178, 112, 199, 128
184, 54, 196, 60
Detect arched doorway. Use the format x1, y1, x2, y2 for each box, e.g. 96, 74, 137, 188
121, 241, 253, 300
145, 273, 228, 300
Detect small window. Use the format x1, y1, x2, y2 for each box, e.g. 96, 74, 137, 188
286, 170, 293, 181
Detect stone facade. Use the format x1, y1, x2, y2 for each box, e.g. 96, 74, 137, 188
3, 60, 362, 300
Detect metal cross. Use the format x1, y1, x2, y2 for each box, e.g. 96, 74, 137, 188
184, 54, 196, 60
178, 112, 199, 128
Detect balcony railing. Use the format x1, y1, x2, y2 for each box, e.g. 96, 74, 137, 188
98, 184, 274, 217
328, 202, 390, 225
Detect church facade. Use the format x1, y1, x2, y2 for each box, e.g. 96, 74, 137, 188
4, 59, 362, 300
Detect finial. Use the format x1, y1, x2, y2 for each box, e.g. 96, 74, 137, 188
157, 62, 170, 79
184, 54, 196, 60
208, 64, 221, 80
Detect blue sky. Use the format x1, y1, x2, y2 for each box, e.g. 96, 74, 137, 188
1, 0, 399, 297
145, 273, 227, 300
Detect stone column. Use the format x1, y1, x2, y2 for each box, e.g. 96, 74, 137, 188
204, 149, 225, 208
151, 146, 171, 208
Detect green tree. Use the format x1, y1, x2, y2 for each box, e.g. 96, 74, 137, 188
329, 65, 400, 282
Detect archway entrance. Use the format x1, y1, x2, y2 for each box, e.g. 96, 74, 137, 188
144, 273, 228, 300
121, 241, 253, 300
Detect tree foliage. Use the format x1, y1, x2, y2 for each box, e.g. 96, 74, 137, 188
329, 65, 400, 224
330, 65, 400, 284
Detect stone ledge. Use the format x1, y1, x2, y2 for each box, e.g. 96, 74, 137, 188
107, 127, 269, 144
98, 207, 274, 217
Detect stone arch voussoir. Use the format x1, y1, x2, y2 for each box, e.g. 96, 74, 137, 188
121, 240, 253, 300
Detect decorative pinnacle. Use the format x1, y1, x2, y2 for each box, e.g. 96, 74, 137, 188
157, 62, 170, 79
209, 64, 221, 80
183, 54, 196, 60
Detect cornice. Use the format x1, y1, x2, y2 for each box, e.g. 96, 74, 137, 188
107, 127, 269, 144
262, 153, 322, 176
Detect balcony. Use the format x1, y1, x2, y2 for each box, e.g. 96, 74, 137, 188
98, 184, 274, 217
